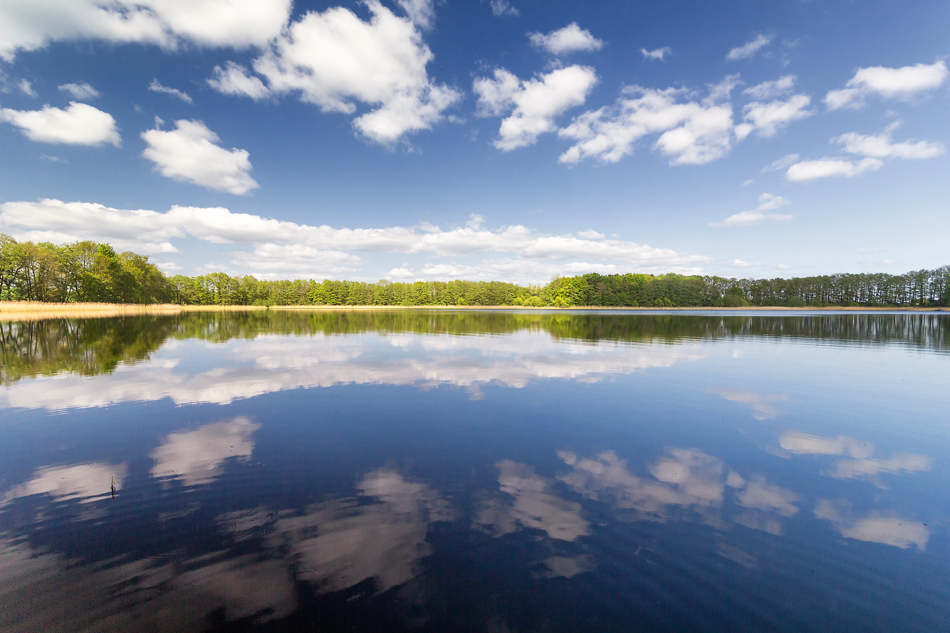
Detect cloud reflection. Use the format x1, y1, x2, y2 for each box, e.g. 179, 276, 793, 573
270, 469, 453, 593
0, 537, 297, 632
778, 431, 931, 484
475, 460, 590, 542
2, 461, 126, 506
814, 500, 929, 550
150, 416, 260, 485
1, 333, 703, 410
709, 387, 788, 420
557, 449, 725, 525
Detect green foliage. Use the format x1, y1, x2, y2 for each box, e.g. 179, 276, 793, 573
1, 235, 948, 308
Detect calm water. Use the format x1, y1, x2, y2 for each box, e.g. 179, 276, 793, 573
1, 310, 948, 632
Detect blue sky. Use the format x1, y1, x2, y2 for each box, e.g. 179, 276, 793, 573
0, 0, 947, 284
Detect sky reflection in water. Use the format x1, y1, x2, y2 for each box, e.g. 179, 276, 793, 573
0, 311, 947, 632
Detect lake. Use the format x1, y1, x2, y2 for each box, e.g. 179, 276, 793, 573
0, 310, 948, 632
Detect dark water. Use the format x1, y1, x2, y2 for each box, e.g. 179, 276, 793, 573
0, 310, 948, 632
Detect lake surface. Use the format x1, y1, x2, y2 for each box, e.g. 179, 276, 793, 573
1, 310, 948, 632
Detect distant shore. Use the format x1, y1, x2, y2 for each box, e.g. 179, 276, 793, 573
0, 301, 946, 322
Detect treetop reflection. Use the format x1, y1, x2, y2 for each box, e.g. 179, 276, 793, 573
1, 310, 947, 387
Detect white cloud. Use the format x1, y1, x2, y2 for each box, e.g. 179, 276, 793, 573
743, 75, 795, 100
0, 0, 293, 61
641, 47, 671, 61
833, 122, 943, 160
785, 157, 883, 182
558, 79, 735, 165
761, 153, 799, 172
0, 101, 120, 146
207, 62, 271, 100
0, 198, 181, 254
58, 81, 99, 100
577, 229, 605, 239
0, 198, 711, 281
489, 0, 519, 17
726, 34, 772, 61
211, 1, 460, 145
148, 79, 193, 103
474, 65, 598, 150
397, 0, 436, 30
528, 22, 603, 56
783, 122, 942, 183
141, 119, 258, 195
734, 94, 813, 139
711, 193, 792, 228
18, 79, 36, 97
825, 61, 949, 110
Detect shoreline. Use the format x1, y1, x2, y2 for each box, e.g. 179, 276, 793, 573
0, 301, 946, 322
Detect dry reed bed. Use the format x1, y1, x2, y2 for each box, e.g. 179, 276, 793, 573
0, 302, 265, 322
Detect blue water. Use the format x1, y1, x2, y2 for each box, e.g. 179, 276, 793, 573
0, 311, 947, 632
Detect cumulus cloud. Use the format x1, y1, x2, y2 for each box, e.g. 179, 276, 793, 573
0, 0, 292, 61
397, 0, 436, 29
58, 81, 99, 100
148, 79, 193, 103
558, 78, 736, 165
141, 119, 258, 195
641, 47, 671, 61
528, 23, 603, 56
577, 229, 605, 239
825, 61, 949, 110
490, 0, 519, 17
785, 157, 883, 183
210, 1, 460, 145
207, 62, 271, 100
0, 198, 711, 281
833, 121, 943, 160
785, 122, 941, 182
734, 94, 813, 139
0, 101, 120, 146
726, 34, 772, 61
474, 65, 598, 150
743, 75, 795, 100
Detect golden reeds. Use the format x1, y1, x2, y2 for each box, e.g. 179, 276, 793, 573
0, 301, 266, 322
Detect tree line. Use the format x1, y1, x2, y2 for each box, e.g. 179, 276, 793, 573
2, 234, 948, 308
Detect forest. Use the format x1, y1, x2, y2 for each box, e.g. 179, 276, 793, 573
2, 234, 948, 308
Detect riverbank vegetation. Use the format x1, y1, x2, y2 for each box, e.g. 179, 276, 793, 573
2, 235, 948, 308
